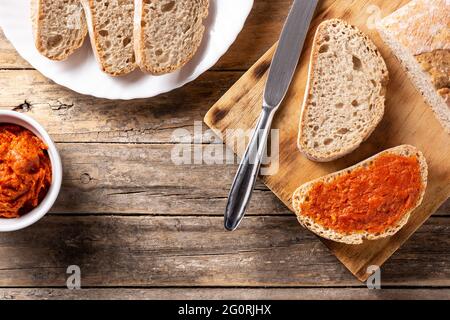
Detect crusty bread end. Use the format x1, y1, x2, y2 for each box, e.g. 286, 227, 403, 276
376, 0, 450, 134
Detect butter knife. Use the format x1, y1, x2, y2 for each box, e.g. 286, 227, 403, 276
224, 0, 318, 231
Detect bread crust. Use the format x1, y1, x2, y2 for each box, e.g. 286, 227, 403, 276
298, 19, 389, 162
134, 0, 209, 75
377, 0, 449, 56
377, 0, 450, 133
292, 145, 428, 245
32, 0, 88, 61
133, 0, 145, 73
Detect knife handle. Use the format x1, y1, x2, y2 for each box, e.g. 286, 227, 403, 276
224, 105, 276, 231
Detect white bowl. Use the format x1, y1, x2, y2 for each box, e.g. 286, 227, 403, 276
0, 111, 62, 232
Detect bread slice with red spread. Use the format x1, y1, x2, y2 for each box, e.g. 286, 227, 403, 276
292, 145, 428, 244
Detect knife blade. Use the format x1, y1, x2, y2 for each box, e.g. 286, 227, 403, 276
264, 0, 318, 108
224, 0, 318, 231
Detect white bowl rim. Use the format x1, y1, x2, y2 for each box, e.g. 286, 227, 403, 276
0, 110, 62, 232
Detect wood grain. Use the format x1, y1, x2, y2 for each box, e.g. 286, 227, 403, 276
0, 0, 449, 297
0, 30, 29, 69
204, 0, 450, 282
1, 288, 449, 300
0, 216, 448, 287
36, 143, 448, 216
51, 143, 287, 215
0, 70, 241, 143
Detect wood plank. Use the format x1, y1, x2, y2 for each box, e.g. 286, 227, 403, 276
52, 143, 288, 215
0, 0, 292, 70
212, 0, 291, 70
37, 143, 447, 216
0, 70, 241, 144
204, 0, 450, 281
1, 288, 449, 300
0, 216, 448, 287
0, 30, 29, 69
437, 201, 450, 216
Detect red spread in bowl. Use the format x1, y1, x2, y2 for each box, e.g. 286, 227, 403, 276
0, 124, 52, 218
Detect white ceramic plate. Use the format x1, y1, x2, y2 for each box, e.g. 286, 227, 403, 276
0, 0, 253, 100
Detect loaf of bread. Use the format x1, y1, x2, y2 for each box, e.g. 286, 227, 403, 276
292, 145, 428, 245
134, 0, 209, 75
298, 19, 389, 162
31, 0, 88, 61
81, 0, 136, 76
377, 0, 450, 133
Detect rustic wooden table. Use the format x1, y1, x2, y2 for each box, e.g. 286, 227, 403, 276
0, 0, 449, 300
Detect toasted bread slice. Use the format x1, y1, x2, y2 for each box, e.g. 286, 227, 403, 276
298, 19, 389, 162
134, 0, 209, 75
292, 145, 428, 245
31, 0, 88, 61
376, 0, 450, 134
81, 0, 136, 76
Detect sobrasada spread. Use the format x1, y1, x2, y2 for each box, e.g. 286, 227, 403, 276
300, 154, 423, 234
0, 124, 52, 218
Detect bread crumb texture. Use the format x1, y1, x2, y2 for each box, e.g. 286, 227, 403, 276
89, 0, 136, 75
299, 19, 388, 161
416, 50, 450, 102
35, 0, 87, 60
138, 0, 209, 74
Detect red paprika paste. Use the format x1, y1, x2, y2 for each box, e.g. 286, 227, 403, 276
0, 124, 52, 218
300, 154, 422, 234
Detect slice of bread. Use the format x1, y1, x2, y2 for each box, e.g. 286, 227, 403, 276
134, 0, 209, 75
298, 19, 389, 162
31, 0, 88, 61
292, 145, 428, 245
81, 0, 136, 76
376, 0, 450, 134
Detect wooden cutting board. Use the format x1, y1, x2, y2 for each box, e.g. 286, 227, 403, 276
204, 0, 450, 282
